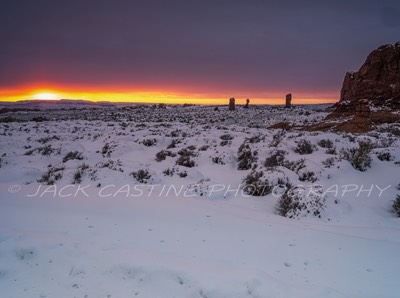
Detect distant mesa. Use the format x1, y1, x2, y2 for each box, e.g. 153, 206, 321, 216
326, 42, 400, 132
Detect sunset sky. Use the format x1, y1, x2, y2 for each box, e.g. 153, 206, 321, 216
0, 0, 399, 104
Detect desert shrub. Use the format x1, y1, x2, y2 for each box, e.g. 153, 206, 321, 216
179, 171, 188, 178
211, 155, 225, 165
199, 145, 209, 151
63, 151, 84, 163
24, 148, 35, 156
170, 130, 181, 138
220, 140, 231, 146
325, 147, 337, 155
72, 163, 90, 184
283, 159, 306, 173
155, 150, 176, 162
246, 134, 263, 144
382, 125, 400, 137
265, 150, 287, 168
376, 150, 392, 161
72, 170, 82, 184
130, 169, 151, 183
276, 185, 326, 219
176, 146, 196, 167
0, 116, 19, 123
40, 145, 59, 156
96, 159, 123, 172
322, 157, 336, 168
340, 140, 373, 171
299, 171, 318, 183
24, 145, 61, 156
318, 139, 333, 149
237, 142, 258, 170
176, 155, 195, 168
101, 142, 117, 157
142, 138, 157, 147
270, 130, 286, 147
242, 171, 272, 196
163, 168, 175, 176
37, 135, 60, 144
220, 134, 234, 141
167, 139, 181, 149
177, 147, 196, 157
220, 134, 233, 146
37, 165, 65, 185
32, 116, 48, 122
294, 139, 314, 155
393, 195, 400, 217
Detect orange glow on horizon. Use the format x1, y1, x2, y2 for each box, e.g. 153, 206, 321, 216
0, 85, 338, 105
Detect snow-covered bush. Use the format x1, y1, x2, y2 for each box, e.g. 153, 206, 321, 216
318, 139, 336, 154
101, 142, 117, 157
62, 151, 84, 163
322, 157, 336, 168
246, 133, 263, 144
39, 145, 60, 156
198, 145, 209, 151
25, 145, 61, 156
269, 130, 286, 147
265, 150, 287, 169
294, 139, 314, 155
96, 159, 123, 172
37, 135, 60, 144
0, 116, 18, 123
176, 155, 195, 168
212, 156, 225, 165
37, 165, 65, 185
220, 134, 233, 146
72, 163, 90, 184
393, 195, 400, 217
130, 169, 152, 183
376, 150, 392, 161
298, 170, 317, 183
276, 185, 326, 219
325, 147, 337, 155
242, 171, 272, 196
176, 147, 196, 168
283, 158, 306, 174
167, 138, 181, 149
237, 142, 258, 170
340, 140, 373, 171
318, 139, 333, 149
142, 138, 157, 147
178, 171, 187, 178
155, 150, 176, 162
220, 133, 234, 141
162, 168, 174, 176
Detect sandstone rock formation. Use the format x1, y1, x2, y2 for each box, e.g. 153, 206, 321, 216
325, 43, 400, 132
285, 93, 292, 108
340, 43, 400, 108
229, 97, 235, 111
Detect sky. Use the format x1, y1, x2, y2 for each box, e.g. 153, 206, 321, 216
0, 0, 399, 104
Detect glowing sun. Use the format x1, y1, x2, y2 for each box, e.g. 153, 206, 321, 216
32, 92, 59, 100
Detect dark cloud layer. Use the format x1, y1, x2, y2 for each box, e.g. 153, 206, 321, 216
0, 0, 399, 98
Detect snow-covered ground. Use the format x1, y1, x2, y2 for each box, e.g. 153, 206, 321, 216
0, 104, 399, 298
